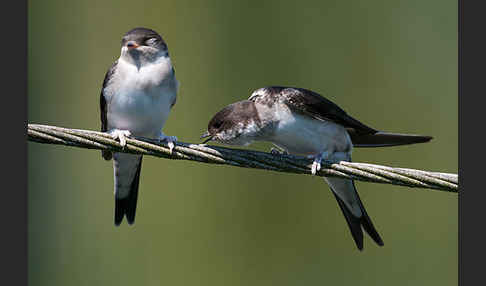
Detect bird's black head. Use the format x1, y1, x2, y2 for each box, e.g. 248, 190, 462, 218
120, 27, 169, 64
201, 100, 261, 146
121, 27, 167, 51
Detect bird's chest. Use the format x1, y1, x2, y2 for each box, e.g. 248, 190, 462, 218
106, 61, 177, 136
111, 83, 173, 118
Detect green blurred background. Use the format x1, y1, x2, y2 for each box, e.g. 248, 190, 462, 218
28, 0, 457, 285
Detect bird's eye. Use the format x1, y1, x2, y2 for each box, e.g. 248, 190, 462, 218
213, 122, 223, 129
145, 37, 157, 45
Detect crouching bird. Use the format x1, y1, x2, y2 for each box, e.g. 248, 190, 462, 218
100, 27, 179, 226
201, 86, 432, 250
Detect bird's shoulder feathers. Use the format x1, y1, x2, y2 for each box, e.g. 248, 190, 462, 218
249, 86, 376, 134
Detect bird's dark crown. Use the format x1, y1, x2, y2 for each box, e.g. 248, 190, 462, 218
207, 100, 259, 136
121, 27, 167, 50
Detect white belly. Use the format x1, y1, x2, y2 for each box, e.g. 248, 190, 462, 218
106, 57, 177, 138
265, 108, 352, 156
107, 88, 174, 137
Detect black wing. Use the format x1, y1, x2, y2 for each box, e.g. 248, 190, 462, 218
249, 86, 377, 135
170, 66, 177, 108
348, 130, 433, 147
250, 86, 433, 147
100, 60, 118, 160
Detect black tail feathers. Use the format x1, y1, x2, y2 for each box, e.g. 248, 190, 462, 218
114, 157, 143, 226
332, 183, 384, 250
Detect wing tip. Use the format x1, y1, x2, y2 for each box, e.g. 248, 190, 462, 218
422, 135, 434, 142
352, 131, 434, 147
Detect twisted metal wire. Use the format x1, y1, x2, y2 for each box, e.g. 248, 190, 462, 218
28, 124, 458, 193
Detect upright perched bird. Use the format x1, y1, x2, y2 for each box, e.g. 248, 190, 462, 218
201, 86, 432, 250
100, 27, 179, 226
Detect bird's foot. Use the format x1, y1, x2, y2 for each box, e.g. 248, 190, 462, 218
157, 132, 178, 153
270, 147, 289, 155
108, 129, 131, 148
307, 151, 330, 175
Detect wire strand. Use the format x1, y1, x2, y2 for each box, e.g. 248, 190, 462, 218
28, 124, 458, 193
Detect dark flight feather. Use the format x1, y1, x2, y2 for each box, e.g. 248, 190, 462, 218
100, 60, 118, 160
169, 67, 177, 107
348, 130, 433, 147
250, 86, 432, 147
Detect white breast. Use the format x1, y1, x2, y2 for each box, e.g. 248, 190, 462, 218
105, 56, 178, 138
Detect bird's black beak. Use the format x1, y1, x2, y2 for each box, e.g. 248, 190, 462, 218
126, 41, 139, 50
200, 131, 213, 144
